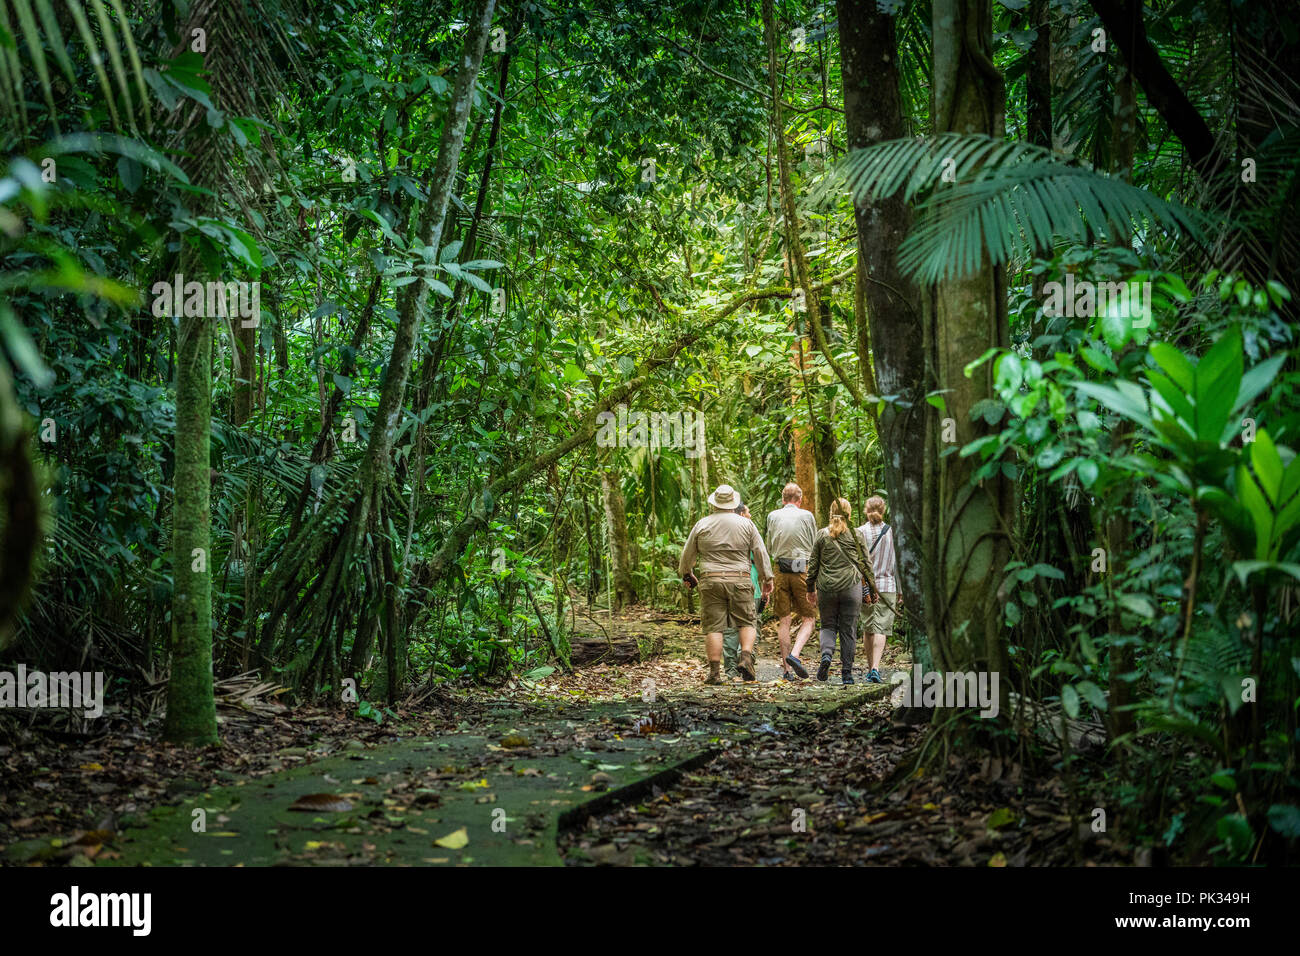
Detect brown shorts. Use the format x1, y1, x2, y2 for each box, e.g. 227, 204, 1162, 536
771, 570, 815, 619
699, 576, 757, 633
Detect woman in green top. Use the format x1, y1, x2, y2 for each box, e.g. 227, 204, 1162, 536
805, 498, 869, 684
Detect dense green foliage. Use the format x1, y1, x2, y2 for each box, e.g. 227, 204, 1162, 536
0, 0, 1297, 863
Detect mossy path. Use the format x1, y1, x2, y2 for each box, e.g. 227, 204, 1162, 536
94, 609, 902, 866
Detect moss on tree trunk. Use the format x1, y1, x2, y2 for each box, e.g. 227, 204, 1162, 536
164, 301, 219, 746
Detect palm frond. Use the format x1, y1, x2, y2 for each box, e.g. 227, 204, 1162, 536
0, 0, 149, 139
840, 132, 1213, 284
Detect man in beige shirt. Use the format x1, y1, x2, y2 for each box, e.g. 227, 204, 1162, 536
680, 485, 774, 684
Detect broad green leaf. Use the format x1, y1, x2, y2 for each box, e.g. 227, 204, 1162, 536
1072, 381, 1154, 432
1078, 346, 1117, 374
1232, 354, 1285, 415
1144, 371, 1193, 433
1231, 560, 1300, 588
1077, 459, 1099, 486
1117, 593, 1155, 619
1193, 326, 1243, 440
1237, 462, 1274, 559
1249, 430, 1283, 503
1149, 342, 1195, 393
1076, 680, 1108, 711
1061, 684, 1080, 718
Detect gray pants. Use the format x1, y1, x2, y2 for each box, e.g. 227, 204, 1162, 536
817, 586, 861, 673
723, 598, 764, 675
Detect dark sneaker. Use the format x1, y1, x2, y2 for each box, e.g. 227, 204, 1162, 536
816, 656, 831, 682
782, 671, 795, 682
738, 650, 757, 682
785, 654, 808, 679
867, 668, 882, 684
842, 674, 855, 685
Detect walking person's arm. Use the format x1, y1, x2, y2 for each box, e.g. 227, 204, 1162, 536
679, 523, 700, 587
889, 527, 902, 608
857, 527, 879, 597
751, 527, 774, 599
806, 534, 822, 603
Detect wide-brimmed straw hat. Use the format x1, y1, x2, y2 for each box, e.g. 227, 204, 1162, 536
708, 484, 740, 510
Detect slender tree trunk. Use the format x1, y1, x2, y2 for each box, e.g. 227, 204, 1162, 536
1106, 67, 1138, 738
350, 0, 496, 551
602, 466, 637, 610
1027, 0, 1052, 150
838, 0, 926, 632
164, 252, 218, 745
927, 0, 1014, 698
791, 337, 818, 516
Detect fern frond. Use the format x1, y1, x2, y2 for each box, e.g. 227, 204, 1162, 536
840, 133, 1213, 284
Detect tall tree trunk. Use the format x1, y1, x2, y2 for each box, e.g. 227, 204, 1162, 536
838, 0, 926, 633
764, 0, 849, 523
1105, 64, 1138, 738
1027, 0, 1052, 150
232, 323, 256, 426
164, 250, 218, 745
231, 292, 259, 671
1088, 0, 1226, 179
256, 0, 497, 690
602, 467, 637, 610
791, 337, 818, 517
350, 0, 496, 550
927, 0, 1014, 695
162, 0, 243, 744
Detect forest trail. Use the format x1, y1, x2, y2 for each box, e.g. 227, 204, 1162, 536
5, 609, 909, 867
4, 609, 1115, 867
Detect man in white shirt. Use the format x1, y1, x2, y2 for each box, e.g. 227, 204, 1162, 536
857, 495, 900, 684
765, 482, 818, 680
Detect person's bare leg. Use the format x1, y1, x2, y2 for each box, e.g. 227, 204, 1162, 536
777, 613, 793, 673
869, 633, 886, 670
706, 632, 723, 661
704, 631, 725, 683
739, 625, 757, 652
791, 615, 815, 657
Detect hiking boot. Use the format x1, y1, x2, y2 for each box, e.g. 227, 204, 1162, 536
867, 668, 882, 684
816, 655, 831, 682
706, 661, 723, 685
842, 668, 854, 685
737, 650, 757, 682
785, 654, 808, 679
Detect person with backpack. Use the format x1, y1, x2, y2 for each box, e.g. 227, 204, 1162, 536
805, 498, 876, 684
856, 495, 899, 684
765, 482, 818, 680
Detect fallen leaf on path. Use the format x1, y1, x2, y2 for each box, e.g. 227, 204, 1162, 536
288, 793, 354, 812
434, 827, 469, 849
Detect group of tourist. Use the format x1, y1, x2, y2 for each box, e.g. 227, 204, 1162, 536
677, 482, 899, 686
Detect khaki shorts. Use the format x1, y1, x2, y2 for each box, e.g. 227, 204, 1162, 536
699, 575, 757, 633
862, 592, 897, 634
771, 569, 815, 619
